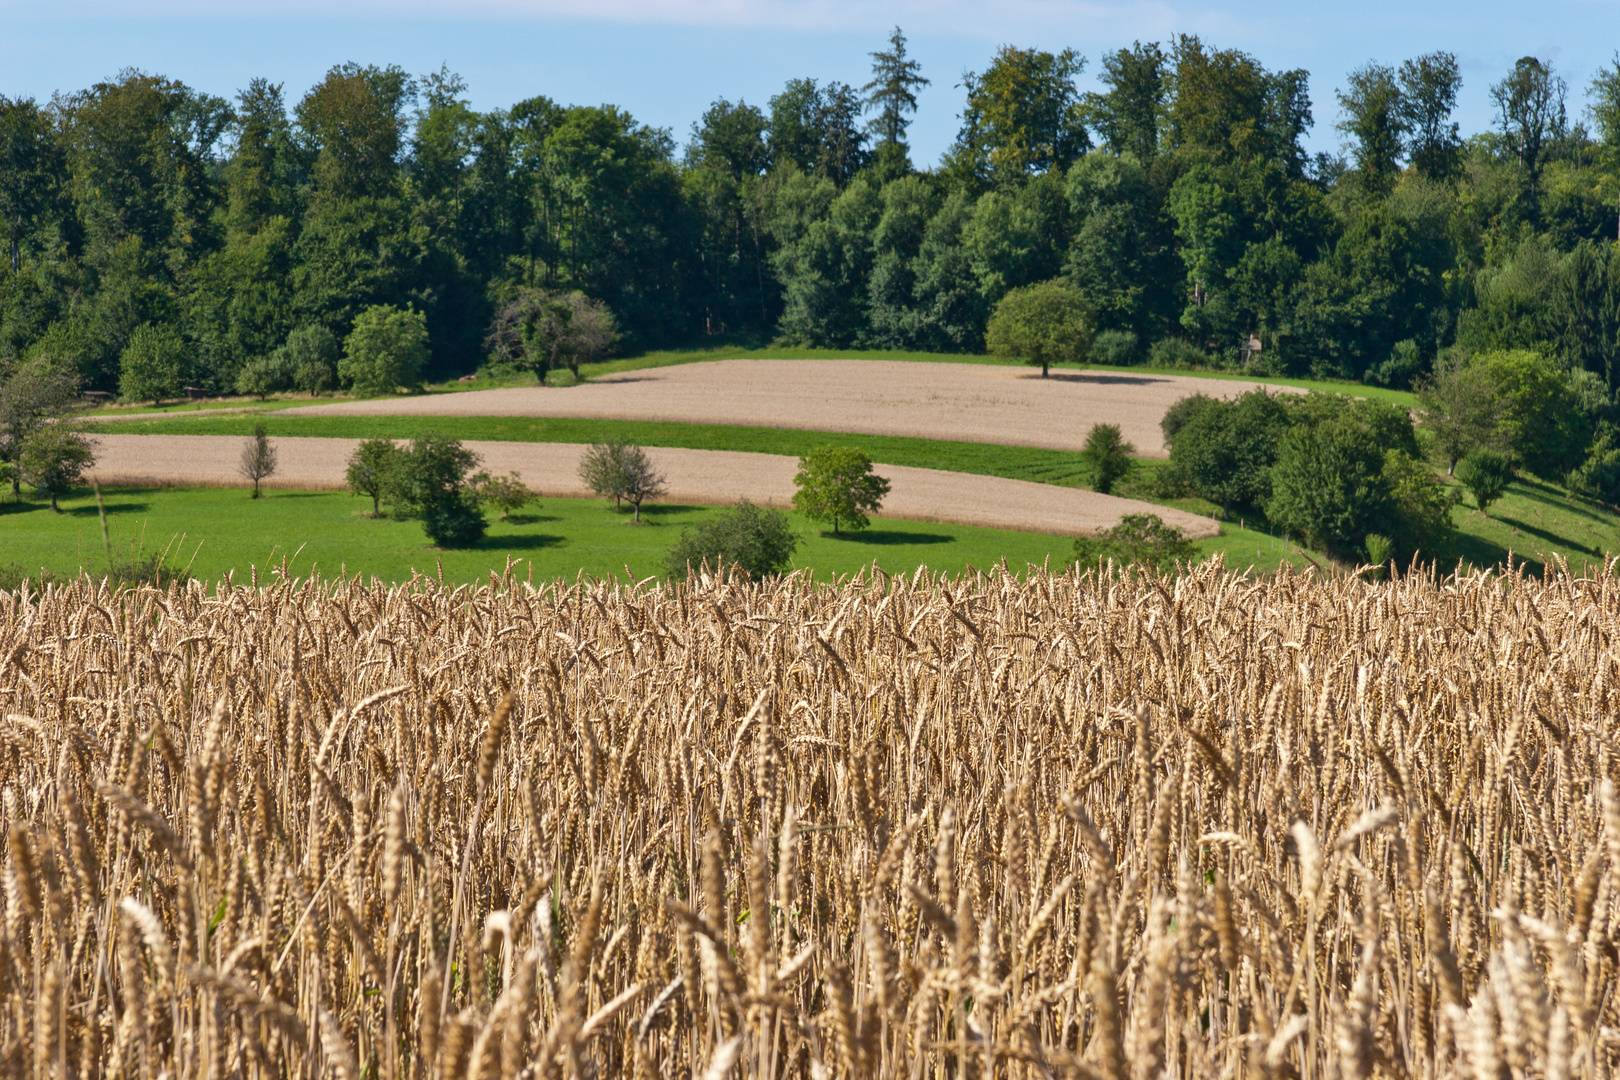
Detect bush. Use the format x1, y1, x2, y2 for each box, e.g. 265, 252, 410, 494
1071, 514, 1199, 574
1159, 393, 1216, 449
1363, 533, 1395, 567
1165, 389, 1293, 510
1265, 403, 1446, 561
1266, 410, 1393, 558
1382, 450, 1453, 555
420, 492, 487, 548
1455, 447, 1513, 513
340, 305, 429, 396
0, 563, 51, 591
664, 501, 800, 581
1363, 339, 1426, 389
1148, 338, 1209, 368
544, 368, 580, 388
485, 289, 619, 380
1471, 349, 1587, 480
1079, 423, 1134, 494
1089, 329, 1140, 366
119, 324, 189, 405
985, 280, 1093, 378
792, 446, 891, 535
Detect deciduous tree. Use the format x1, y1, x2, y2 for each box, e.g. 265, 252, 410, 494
985, 280, 1092, 377
792, 446, 890, 534
340, 305, 429, 395
118, 324, 189, 405
346, 437, 402, 516
18, 426, 94, 511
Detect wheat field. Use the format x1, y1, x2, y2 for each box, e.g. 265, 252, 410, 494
0, 558, 1617, 1080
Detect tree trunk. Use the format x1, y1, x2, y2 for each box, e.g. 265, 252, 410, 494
1042, 360, 1049, 378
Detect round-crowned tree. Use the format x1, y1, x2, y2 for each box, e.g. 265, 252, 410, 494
340, 306, 429, 396
985, 280, 1093, 378
119, 324, 189, 406
792, 446, 890, 535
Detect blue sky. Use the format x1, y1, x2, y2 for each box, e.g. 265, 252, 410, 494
3, 0, 1617, 164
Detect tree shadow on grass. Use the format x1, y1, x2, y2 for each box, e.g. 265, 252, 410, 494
471, 534, 563, 553
63, 501, 149, 518
499, 513, 557, 526
1493, 513, 1603, 557
826, 529, 955, 546
604, 503, 705, 525
1510, 484, 1616, 526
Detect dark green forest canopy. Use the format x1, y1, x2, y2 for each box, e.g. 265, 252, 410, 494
5, 37, 1620, 397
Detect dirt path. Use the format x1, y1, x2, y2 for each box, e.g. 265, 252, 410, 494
277, 360, 1296, 458
87, 434, 1220, 539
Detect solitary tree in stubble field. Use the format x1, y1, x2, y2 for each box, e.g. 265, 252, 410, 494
792, 446, 891, 535
985, 280, 1093, 378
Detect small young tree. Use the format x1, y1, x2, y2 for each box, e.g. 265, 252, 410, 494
282, 324, 341, 397
18, 425, 94, 510
665, 501, 800, 580
1455, 447, 1512, 513
472, 471, 534, 520
340, 305, 430, 396
239, 421, 277, 498
792, 446, 891, 535
984, 280, 1093, 378
346, 437, 402, 517
578, 438, 667, 521
1080, 422, 1135, 494
118, 323, 188, 406
486, 289, 618, 380
1071, 513, 1198, 574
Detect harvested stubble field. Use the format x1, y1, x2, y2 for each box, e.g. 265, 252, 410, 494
277, 360, 1295, 458
1, 561, 1618, 1080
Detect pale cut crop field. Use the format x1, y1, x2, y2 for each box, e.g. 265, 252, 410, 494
279, 360, 1297, 458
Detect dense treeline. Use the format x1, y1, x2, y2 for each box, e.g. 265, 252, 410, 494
4, 32, 1620, 397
